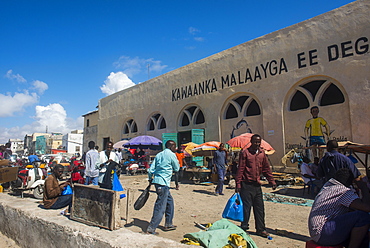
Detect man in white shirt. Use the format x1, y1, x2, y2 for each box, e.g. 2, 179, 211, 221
84, 141, 99, 185
96, 141, 119, 189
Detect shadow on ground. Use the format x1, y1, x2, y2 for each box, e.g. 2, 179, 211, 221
272, 187, 316, 200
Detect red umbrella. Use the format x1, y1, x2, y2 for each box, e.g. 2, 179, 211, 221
227, 133, 275, 155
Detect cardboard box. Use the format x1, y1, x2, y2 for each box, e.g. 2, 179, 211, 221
0, 167, 18, 183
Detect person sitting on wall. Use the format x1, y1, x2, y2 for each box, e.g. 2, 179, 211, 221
308, 168, 370, 247
43, 164, 72, 212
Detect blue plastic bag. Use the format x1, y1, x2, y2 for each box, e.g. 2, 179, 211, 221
61, 185, 73, 195
222, 193, 244, 222
112, 172, 126, 199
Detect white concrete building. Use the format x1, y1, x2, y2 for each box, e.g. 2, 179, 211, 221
9, 139, 23, 154
62, 132, 83, 155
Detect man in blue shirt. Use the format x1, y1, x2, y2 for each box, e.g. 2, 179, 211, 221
318, 140, 361, 183
213, 143, 228, 195
145, 140, 179, 235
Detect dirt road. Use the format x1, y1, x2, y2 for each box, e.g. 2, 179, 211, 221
120, 174, 312, 247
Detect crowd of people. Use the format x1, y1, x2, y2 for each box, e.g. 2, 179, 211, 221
3, 134, 369, 247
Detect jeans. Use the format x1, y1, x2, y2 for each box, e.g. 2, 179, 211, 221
239, 181, 265, 232
147, 184, 174, 232
50, 195, 72, 211
85, 176, 99, 185
215, 168, 226, 194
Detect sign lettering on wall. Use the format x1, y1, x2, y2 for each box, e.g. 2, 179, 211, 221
171, 36, 369, 102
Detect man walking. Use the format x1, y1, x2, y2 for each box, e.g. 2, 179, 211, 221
84, 141, 99, 185
213, 143, 227, 195
146, 140, 179, 235
235, 134, 277, 238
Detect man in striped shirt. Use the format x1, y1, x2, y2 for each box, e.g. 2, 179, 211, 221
308, 168, 370, 247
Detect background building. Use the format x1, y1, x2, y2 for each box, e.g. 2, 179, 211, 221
86, 0, 370, 167
8, 139, 23, 155
82, 110, 98, 153
62, 131, 83, 155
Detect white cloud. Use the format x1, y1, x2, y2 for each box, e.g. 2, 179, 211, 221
0, 91, 38, 117
32, 80, 48, 94
194, 37, 205, 42
34, 104, 68, 132
5, 70, 26, 83
100, 71, 135, 96
113, 56, 167, 78
189, 27, 200, 35
0, 103, 83, 143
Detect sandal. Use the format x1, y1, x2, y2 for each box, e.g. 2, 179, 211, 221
256, 230, 270, 238
163, 225, 177, 231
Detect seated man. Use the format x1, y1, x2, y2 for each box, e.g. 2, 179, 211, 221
308, 168, 370, 247
43, 164, 72, 212
301, 157, 322, 192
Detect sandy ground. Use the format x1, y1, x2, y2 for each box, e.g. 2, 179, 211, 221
0, 172, 313, 247
120, 173, 313, 247
0, 232, 19, 248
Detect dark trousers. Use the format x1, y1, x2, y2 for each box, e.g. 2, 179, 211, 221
50, 194, 72, 211
239, 181, 265, 232
174, 168, 183, 187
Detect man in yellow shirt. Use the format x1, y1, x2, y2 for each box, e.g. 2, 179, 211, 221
305, 106, 330, 158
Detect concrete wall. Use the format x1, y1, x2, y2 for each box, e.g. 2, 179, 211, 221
96, 0, 370, 166
0, 194, 193, 248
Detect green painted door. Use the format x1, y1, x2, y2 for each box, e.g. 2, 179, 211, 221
191, 129, 204, 166
162, 133, 178, 150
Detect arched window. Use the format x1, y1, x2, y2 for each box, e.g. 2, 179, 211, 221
180, 106, 205, 127
123, 119, 138, 134
224, 95, 261, 119
289, 79, 345, 111
147, 113, 167, 131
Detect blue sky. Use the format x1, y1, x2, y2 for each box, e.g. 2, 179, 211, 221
0, 0, 354, 143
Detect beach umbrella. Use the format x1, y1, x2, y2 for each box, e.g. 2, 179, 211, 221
123, 135, 162, 149
194, 141, 221, 149
191, 141, 221, 157
227, 133, 275, 155
113, 140, 129, 149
